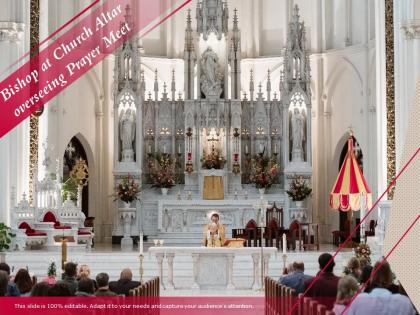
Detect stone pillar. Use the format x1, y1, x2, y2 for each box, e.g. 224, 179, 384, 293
191, 253, 200, 289
227, 253, 235, 290
251, 253, 260, 290
155, 253, 165, 289
166, 253, 175, 289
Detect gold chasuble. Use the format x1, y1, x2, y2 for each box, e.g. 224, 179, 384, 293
203, 176, 224, 200
203, 223, 226, 247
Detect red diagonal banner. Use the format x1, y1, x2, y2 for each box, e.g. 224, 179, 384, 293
0, 0, 191, 138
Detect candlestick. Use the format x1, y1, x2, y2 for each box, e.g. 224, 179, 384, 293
282, 233, 287, 255
282, 254, 288, 273
61, 238, 68, 270
139, 233, 143, 255
139, 254, 144, 283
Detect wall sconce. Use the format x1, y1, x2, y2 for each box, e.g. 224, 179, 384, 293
160, 127, 170, 135
256, 127, 265, 135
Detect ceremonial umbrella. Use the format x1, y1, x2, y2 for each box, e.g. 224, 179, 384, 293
329, 135, 372, 243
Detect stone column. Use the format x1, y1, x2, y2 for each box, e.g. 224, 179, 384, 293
191, 253, 200, 289
227, 254, 235, 290
166, 253, 175, 289
251, 253, 260, 290
120, 210, 135, 249
263, 254, 271, 280
155, 253, 165, 289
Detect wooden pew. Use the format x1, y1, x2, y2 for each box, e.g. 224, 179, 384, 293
264, 277, 332, 315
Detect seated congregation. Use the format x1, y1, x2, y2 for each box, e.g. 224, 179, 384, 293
0, 262, 155, 298
273, 253, 418, 315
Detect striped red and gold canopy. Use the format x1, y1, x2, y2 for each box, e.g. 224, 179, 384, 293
329, 136, 372, 211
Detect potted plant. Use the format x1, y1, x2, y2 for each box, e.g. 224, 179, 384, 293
113, 174, 141, 207
43, 259, 57, 285
0, 223, 15, 262
150, 153, 176, 195
286, 175, 312, 207
249, 153, 279, 195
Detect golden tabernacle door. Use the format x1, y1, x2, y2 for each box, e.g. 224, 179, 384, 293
203, 176, 224, 200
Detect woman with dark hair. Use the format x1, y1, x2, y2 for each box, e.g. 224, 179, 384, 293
75, 277, 95, 296
359, 265, 373, 292
48, 281, 73, 296
0, 270, 9, 296
30, 282, 50, 296
14, 269, 33, 296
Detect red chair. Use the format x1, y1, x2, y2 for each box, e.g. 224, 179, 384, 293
263, 218, 280, 248
332, 219, 351, 246
232, 219, 258, 247
365, 220, 377, 237
18, 222, 47, 237
43, 211, 71, 229
286, 220, 300, 250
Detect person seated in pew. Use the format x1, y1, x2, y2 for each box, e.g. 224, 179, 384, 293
346, 261, 417, 315
95, 273, 116, 297
279, 261, 311, 294
332, 275, 359, 314
304, 253, 340, 310
109, 268, 140, 296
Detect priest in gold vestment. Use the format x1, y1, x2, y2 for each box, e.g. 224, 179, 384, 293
203, 213, 225, 247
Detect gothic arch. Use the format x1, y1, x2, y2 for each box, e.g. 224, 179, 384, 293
63, 133, 95, 217
84, 70, 105, 115
332, 132, 365, 177
323, 57, 364, 114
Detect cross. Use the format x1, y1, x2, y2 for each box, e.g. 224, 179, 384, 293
253, 197, 268, 227
66, 143, 76, 159
207, 134, 219, 152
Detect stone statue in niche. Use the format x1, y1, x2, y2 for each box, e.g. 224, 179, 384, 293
120, 108, 136, 162
291, 108, 305, 162
200, 47, 223, 98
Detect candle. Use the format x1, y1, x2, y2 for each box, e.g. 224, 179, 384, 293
148, 144, 151, 154
260, 143, 263, 153
163, 144, 166, 154
282, 233, 287, 254
139, 233, 143, 255
245, 145, 248, 154
178, 144, 181, 154
274, 143, 277, 154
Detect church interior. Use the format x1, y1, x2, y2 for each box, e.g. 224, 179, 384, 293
0, 0, 419, 312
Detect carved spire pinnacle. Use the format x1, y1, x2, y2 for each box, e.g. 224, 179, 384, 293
292, 4, 300, 23
154, 69, 158, 91
186, 9, 192, 30
233, 8, 239, 30
249, 69, 254, 91
171, 70, 176, 92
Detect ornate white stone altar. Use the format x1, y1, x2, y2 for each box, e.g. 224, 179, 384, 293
111, 3, 313, 243
148, 246, 278, 290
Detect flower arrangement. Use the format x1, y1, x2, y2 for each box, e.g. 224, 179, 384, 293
43, 259, 57, 285
113, 174, 140, 203
249, 153, 279, 189
149, 153, 176, 189
201, 150, 226, 170
286, 175, 312, 201
355, 243, 371, 263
